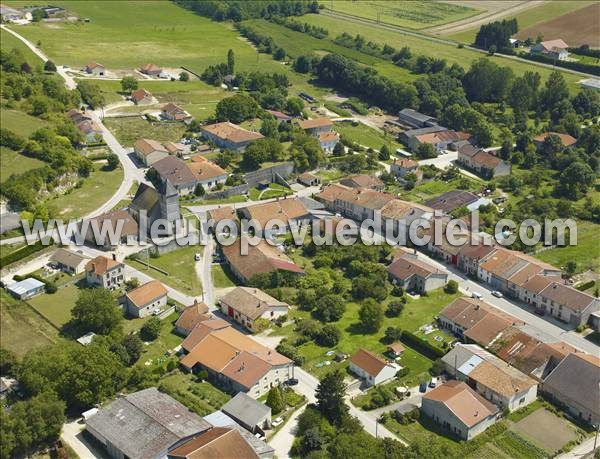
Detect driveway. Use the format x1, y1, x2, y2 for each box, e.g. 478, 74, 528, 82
61, 419, 107, 459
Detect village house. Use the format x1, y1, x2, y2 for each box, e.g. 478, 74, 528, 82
139, 63, 162, 76
167, 426, 263, 459
240, 198, 310, 237
542, 353, 600, 425
49, 248, 89, 275
85, 255, 125, 290
297, 172, 320, 187
220, 237, 304, 284
131, 88, 153, 105
318, 131, 340, 153
316, 185, 395, 221
339, 174, 384, 192
187, 156, 228, 190
379, 199, 433, 242
221, 393, 272, 434
152, 156, 198, 196
134, 138, 169, 166
348, 348, 397, 387
125, 280, 168, 318
298, 118, 333, 136
531, 39, 569, 61
425, 190, 480, 215
442, 344, 538, 412
456, 145, 510, 178
84, 209, 139, 250
387, 252, 448, 293
390, 157, 418, 178
85, 61, 105, 75
201, 122, 263, 152
161, 102, 191, 122
179, 322, 293, 398
457, 243, 496, 276
207, 206, 238, 233
219, 287, 289, 332
538, 281, 600, 326
266, 109, 293, 123
402, 126, 470, 153
174, 300, 210, 336
85, 387, 212, 459
163, 141, 186, 157
533, 132, 577, 149
398, 108, 438, 128
421, 380, 499, 440
438, 297, 514, 340
67, 109, 102, 143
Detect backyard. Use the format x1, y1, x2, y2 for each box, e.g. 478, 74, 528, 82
270, 288, 459, 380
333, 121, 402, 151
248, 183, 293, 201
27, 280, 87, 328
127, 245, 203, 296
0, 291, 63, 357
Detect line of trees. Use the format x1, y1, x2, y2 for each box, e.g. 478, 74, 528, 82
175, 0, 319, 22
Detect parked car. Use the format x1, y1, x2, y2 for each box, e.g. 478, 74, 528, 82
419, 382, 428, 392
471, 292, 483, 299
194, 253, 201, 261
272, 417, 284, 427
491, 290, 503, 298
429, 377, 438, 388
286, 378, 299, 386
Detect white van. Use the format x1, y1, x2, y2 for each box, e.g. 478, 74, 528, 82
471, 292, 483, 300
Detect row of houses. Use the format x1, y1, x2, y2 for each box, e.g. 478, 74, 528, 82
67, 109, 103, 144
314, 184, 599, 327
422, 339, 598, 439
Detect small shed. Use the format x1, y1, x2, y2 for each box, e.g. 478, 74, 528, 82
387, 342, 405, 358
7, 278, 45, 300
221, 392, 272, 434
77, 332, 97, 346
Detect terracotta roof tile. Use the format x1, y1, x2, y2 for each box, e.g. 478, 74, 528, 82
85, 255, 123, 276
201, 122, 263, 144
126, 280, 167, 308
349, 348, 390, 377
298, 118, 332, 130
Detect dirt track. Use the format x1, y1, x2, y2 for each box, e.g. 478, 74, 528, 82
425, 0, 546, 35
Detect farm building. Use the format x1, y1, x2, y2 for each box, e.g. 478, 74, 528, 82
200, 122, 263, 152
7, 278, 45, 300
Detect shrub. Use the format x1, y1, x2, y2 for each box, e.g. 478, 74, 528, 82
140, 317, 161, 341
400, 330, 446, 359
444, 280, 459, 294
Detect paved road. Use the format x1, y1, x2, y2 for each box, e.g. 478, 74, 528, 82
0, 26, 147, 246
557, 434, 599, 459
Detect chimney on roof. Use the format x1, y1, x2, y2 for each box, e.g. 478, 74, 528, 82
474, 411, 479, 417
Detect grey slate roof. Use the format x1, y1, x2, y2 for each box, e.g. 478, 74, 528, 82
50, 248, 88, 268
543, 353, 600, 418
85, 388, 210, 459
399, 108, 435, 124
221, 393, 271, 429
402, 125, 447, 138
7, 278, 45, 296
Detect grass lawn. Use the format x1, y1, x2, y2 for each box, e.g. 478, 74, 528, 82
0, 147, 45, 183
248, 183, 292, 201
212, 263, 237, 289
128, 245, 202, 296
0, 27, 42, 64
45, 162, 124, 219
272, 288, 459, 379
325, 1, 481, 30
299, 13, 582, 91
136, 311, 184, 364
448, 1, 592, 43
385, 417, 547, 459
158, 371, 231, 416
313, 168, 348, 184
27, 282, 83, 328
333, 121, 401, 151
103, 116, 188, 147
94, 79, 229, 120
400, 177, 478, 203
0, 108, 48, 137
0, 291, 63, 357
535, 220, 600, 274
183, 195, 248, 206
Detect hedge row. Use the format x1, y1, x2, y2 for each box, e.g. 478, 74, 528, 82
0, 239, 52, 269
522, 53, 600, 77
400, 330, 446, 359
575, 280, 595, 291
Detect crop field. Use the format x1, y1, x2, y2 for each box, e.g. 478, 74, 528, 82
324, 1, 480, 30
299, 13, 582, 90
449, 1, 594, 44
515, 2, 600, 48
